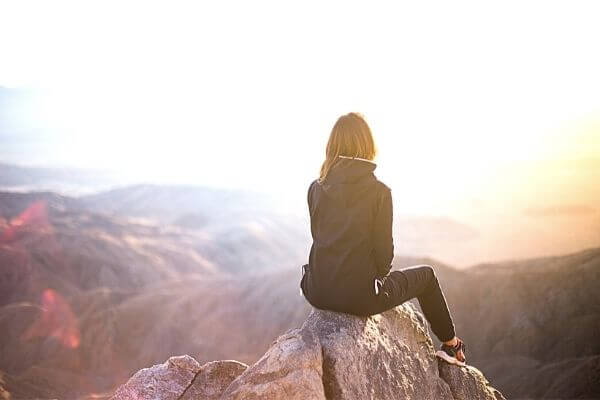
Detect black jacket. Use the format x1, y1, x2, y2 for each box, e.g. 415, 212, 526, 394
300, 156, 394, 315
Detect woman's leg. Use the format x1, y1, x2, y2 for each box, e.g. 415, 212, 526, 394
378, 264, 456, 343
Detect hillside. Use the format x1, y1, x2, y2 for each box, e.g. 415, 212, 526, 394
0, 190, 310, 398
0, 189, 598, 398
438, 248, 600, 399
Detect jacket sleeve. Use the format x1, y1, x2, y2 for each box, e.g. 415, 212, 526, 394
307, 179, 317, 216
373, 186, 394, 278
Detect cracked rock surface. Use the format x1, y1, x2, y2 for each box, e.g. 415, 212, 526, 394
111, 304, 506, 399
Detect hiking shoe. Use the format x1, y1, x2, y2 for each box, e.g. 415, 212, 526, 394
436, 337, 466, 366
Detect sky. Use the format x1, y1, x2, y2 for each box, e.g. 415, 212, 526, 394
1, 1, 599, 224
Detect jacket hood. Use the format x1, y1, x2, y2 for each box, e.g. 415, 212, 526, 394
319, 157, 378, 205
324, 156, 377, 185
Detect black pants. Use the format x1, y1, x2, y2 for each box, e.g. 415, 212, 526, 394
301, 264, 456, 343
373, 265, 456, 343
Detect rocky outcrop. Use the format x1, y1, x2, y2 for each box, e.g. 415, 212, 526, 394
438, 362, 505, 400
111, 303, 505, 400
109, 356, 248, 400
180, 361, 248, 400
109, 355, 201, 400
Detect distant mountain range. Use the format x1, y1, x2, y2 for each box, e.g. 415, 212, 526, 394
427, 249, 600, 399
0, 187, 598, 399
0, 162, 125, 195
1, 160, 598, 266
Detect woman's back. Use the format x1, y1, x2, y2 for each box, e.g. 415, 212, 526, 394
301, 155, 394, 315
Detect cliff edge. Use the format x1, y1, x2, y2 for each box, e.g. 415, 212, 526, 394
110, 303, 506, 399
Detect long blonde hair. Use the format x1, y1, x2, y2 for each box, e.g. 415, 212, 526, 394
318, 112, 378, 184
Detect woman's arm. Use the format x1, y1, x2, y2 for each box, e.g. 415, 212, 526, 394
307, 179, 317, 216
373, 185, 394, 278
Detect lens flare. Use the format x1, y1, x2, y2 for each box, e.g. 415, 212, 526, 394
21, 288, 81, 349
1, 200, 52, 243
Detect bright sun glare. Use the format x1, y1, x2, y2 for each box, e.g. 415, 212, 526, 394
1, 1, 599, 220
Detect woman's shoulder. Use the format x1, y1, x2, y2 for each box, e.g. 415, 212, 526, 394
374, 178, 392, 194
307, 178, 320, 206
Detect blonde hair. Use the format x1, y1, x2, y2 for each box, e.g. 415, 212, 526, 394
318, 112, 378, 184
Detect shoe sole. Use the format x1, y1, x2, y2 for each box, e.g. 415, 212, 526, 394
435, 350, 466, 367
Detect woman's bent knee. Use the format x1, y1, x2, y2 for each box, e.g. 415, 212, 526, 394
418, 264, 438, 288
417, 264, 435, 279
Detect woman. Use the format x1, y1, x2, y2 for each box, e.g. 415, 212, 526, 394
300, 112, 466, 366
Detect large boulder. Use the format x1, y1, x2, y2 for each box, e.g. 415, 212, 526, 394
109, 356, 248, 400
109, 355, 201, 400
111, 303, 506, 399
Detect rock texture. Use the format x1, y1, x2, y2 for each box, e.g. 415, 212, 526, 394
180, 361, 248, 400
111, 303, 505, 400
109, 356, 248, 400
109, 355, 202, 400
438, 362, 505, 400
221, 328, 325, 400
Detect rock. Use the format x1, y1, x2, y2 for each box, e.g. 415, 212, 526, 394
439, 362, 507, 400
220, 328, 326, 400
310, 305, 451, 400
181, 361, 248, 400
109, 355, 201, 400
223, 304, 457, 400
111, 303, 506, 400
110, 357, 248, 400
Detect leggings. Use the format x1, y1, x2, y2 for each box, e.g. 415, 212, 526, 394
372, 265, 456, 343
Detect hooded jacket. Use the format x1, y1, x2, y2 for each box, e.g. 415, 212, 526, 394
300, 155, 394, 315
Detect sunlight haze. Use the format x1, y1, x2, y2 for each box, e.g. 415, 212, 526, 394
1, 0, 599, 264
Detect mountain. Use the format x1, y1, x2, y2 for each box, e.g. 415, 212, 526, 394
393, 250, 600, 399
0, 190, 310, 398
0, 268, 310, 399
1, 187, 598, 399
436, 248, 600, 399
0, 191, 221, 305
79, 184, 280, 223
4, 247, 598, 398
0, 163, 121, 195
1, 188, 309, 278
4, 160, 596, 267
82, 184, 311, 274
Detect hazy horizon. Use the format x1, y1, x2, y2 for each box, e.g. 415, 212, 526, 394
1, 1, 599, 266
